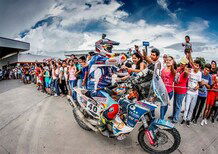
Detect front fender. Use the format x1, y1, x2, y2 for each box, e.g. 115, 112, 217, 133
150, 119, 174, 129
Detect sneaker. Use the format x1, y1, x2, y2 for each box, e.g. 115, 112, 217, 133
212, 119, 215, 124
186, 121, 190, 126
193, 119, 197, 124
181, 120, 185, 124
204, 119, 208, 125
172, 120, 178, 124
201, 119, 205, 126
54, 94, 58, 97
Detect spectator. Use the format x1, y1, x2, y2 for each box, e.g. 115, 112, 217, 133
0, 69, 3, 80
169, 58, 189, 123
70, 54, 76, 60
74, 58, 83, 89
143, 48, 161, 117
203, 73, 218, 124
143, 48, 161, 75
63, 61, 70, 95
68, 60, 77, 100
134, 45, 143, 57
54, 63, 60, 96
210, 60, 217, 75
17, 67, 22, 79
182, 35, 192, 52
181, 58, 202, 126
160, 56, 176, 119
59, 62, 67, 96
44, 66, 51, 95
38, 65, 44, 91
122, 53, 146, 73
192, 64, 212, 124
79, 56, 88, 88
162, 54, 168, 69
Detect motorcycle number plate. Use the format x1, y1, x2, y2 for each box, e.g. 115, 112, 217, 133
86, 101, 100, 115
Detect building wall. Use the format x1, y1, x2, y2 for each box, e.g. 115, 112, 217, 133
0, 54, 18, 69
18, 53, 52, 63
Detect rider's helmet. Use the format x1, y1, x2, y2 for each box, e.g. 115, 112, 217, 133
95, 34, 119, 57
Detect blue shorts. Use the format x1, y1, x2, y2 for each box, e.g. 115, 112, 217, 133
45, 81, 50, 88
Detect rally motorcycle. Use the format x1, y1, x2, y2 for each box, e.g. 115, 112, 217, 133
68, 73, 181, 154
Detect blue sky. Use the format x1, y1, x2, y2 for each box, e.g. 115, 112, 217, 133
117, 0, 218, 40
0, 0, 217, 56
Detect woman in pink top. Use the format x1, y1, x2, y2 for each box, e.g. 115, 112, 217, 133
160, 56, 176, 119
68, 60, 77, 100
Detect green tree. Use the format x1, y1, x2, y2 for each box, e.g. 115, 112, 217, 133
196, 57, 206, 68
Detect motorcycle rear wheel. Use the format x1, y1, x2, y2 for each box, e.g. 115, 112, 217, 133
138, 128, 181, 154
73, 108, 92, 131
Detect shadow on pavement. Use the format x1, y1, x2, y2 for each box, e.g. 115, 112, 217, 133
0, 79, 24, 94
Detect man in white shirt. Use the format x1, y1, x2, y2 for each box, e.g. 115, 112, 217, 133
182, 58, 202, 126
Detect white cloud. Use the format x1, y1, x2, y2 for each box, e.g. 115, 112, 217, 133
157, 0, 177, 20
0, 0, 56, 38
11, 0, 214, 61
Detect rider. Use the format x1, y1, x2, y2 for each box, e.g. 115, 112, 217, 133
86, 34, 123, 121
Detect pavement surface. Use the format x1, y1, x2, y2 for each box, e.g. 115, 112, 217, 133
0, 80, 217, 154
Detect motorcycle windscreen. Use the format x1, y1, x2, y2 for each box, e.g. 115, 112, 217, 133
152, 74, 169, 106
100, 90, 118, 106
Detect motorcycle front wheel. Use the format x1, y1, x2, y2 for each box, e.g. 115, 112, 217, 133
138, 128, 181, 154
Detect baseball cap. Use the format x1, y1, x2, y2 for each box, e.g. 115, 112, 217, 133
180, 56, 189, 65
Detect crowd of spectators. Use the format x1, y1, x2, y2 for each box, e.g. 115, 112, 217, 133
1, 35, 217, 125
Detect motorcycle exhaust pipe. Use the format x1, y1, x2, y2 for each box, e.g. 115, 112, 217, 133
69, 96, 99, 132
74, 107, 99, 132
68, 95, 99, 132
86, 118, 98, 125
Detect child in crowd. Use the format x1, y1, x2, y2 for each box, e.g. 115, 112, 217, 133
182, 35, 192, 53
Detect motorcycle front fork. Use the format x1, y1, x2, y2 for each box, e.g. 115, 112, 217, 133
141, 114, 157, 145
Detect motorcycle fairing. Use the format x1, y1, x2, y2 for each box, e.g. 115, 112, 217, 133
126, 103, 148, 128
135, 100, 157, 111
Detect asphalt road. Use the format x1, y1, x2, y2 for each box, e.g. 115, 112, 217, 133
0, 80, 217, 154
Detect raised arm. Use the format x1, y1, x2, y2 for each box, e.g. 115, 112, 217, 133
142, 49, 152, 64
